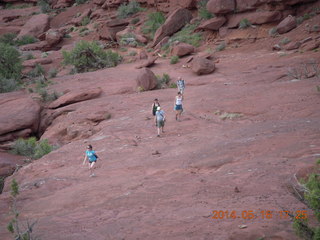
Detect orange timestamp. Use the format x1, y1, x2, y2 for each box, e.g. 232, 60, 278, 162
212, 210, 308, 220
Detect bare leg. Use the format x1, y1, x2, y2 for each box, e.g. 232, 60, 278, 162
89, 162, 96, 176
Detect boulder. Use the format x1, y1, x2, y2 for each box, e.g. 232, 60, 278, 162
48, 88, 102, 109
102, 0, 126, 8
301, 40, 320, 51
22, 58, 53, 68
106, 19, 129, 27
154, 36, 170, 50
235, 0, 261, 12
70, 9, 92, 26
192, 57, 215, 75
0, 26, 20, 35
171, 43, 195, 57
284, 41, 302, 50
169, 0, 197, 9
19, 41, 47, 51
227, 11, 282, 28
207, 0, 235, 14
135, 68, 158, 91
17, 14, 50, 39
45, 29, 64, 48
0, 129, 32, 143
52, 0, 74, 8
197, 17, 226, 31
0, 93, 41, 136
135, 56, 158, 69
152, 8, 192, 47
99, 25, 127, 41
276, 15, 297, 34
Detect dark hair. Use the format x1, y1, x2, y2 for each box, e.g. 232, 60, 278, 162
154, 98, 158, 101
87, 145, 92, 149
177, 92, 181, 95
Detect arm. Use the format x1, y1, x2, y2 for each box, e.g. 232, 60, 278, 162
83, 154, 87, 165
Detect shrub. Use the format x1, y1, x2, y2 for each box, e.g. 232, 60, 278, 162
11, 137, 53, 159
280, 37, 291, 45
37, 88, 60, 102
25, 53, 35, 60
62, 40, 121, 72
119, 47, 128, 52
239, 18, 251, 29
28, 64, 45, 78
170, 23, 202, 47
16, 35, 37, 46
198, 0, 214, 19
117, 1, 144, 19
38, 0, 51, 13
142, 12, 165, 37
76, 0, 88, 4
169, 82, 177, 88
0, 33, 17, 45
0, 78, 20, 93
48, 68, 58, 78
156, 73, 171, 88
269, 27, 278, 37
120, 33, 138, 47
215, 42, 226, 52
170, 56, 179, 64
131, 18, 140, 24
81, 16, 90, 26
128, 51, 137, 56
0, 43, 22, 81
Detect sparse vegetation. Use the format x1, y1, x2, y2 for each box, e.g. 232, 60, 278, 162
269, 27, 278, 37
37, 88, 61, 102
120, 33, 138, 47
0, 33, 17, 45
119, 47, 128, 52
0, 33, 37, 46
156, 73, 171, 88
48, 68, 58, 78
219, 112, 244, 120
7, 179, 38, 240
280, 37, 291, 45
117, 1, 145, 19
11, 137, 53, 159
16, 35, 37, 46
170, 55, 179, 64
198, 0, 214, 19
292, 160, 320, 240
62, 40, 121, 73
0, 43, 22, 93
169, 82, 177, 88
28, 64, 45, 78
38, 0, 52, 13
25, 53, 35, 60
169, 23, 202, 47
81, 16, 90, 26
131, 18, 140, 25
142, 12, 165, 37
128, 51, 137, 56
215, 42, 226, 52
287, 61, 320, 80
75, 0, 88, 4
239, 18, 251, 29
5, 3, 33, 9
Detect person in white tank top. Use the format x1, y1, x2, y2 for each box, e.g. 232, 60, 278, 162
174, 92, 183, 121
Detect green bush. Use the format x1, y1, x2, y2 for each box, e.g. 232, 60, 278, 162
120, 33, 138, 47
5, 3, 33, 9
38, 89, 60, 102
62, 40, 121, 72
239, 18, 251, 29
215, 42, 226, 52
0, 78, 20, 93
131, 18, 140, 24
0, 33, 17, 46
48, 68, 58, 78
142, 12, 165, 37
25, 53, 35, 60
28, 64, 45, 78
170, 23, 202, 47
269, 27, 278, 37
280, 37, 291, 45
76, 0, 88, 4
156, 73, 171, 88
38, 0, 51, 13
81, 16, 90, 26
128, 51, 137, 56
170, 56, 179, 64
198, 0, 214, 19
0, 43, 22, 81
117, 1, 144, 19
11, 137, 53, 159
16, 35, 37, 46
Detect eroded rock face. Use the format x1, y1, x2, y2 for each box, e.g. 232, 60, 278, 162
197, 16, 227, 31
49, 88, 103, 109
45, 29, 64, 48
17, 14, 50, 39
192, 57, 215, 75
227, 11, 282, 28
276, 15, 297, 34
152, 8, 192, 47
135, 68, 157, 90
171, 42, 194, 57
207, 0, 235, 14
0, 93, 41, 139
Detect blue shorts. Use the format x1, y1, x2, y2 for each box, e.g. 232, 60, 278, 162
175, 104, 183, 111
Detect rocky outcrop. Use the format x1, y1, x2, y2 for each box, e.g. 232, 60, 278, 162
17, 14, 50, 39
135, 56, 158, 69
276, 15, 297, 34
135, 68, 158, 91
171, 42, 194, 57
22, 58, 53, 68
102, 0, 126, 8
49, 88, 102, 109
192, 57, 215, 75
197, 17, 227, 31
227, 11, 282, 28
52, 0, 74, 9
169, 0, 197, 9
45, 29, 64, 48
0, 93, 41, 140
151, 8, 192, 47
284, 41, 302, 50
207, 0, 235, 14
70, 9, 92, 26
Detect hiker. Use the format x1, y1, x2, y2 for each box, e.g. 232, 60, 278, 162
151, 98, 160, 116
155, 106, 165, 137
177, 77, 185, 95
82, 144, 98, 177
174, 92, 183, 121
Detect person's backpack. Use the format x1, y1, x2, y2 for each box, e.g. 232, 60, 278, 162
94, 153, 98, 159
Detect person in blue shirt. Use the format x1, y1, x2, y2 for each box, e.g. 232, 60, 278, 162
154, 106, 165, 137
82, 145, 97, 177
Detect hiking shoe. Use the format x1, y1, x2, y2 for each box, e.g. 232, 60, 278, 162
157, 134, 160, 137
90, 173, 96, 177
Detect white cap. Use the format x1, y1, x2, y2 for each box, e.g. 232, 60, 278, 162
157, 106, 161, 111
